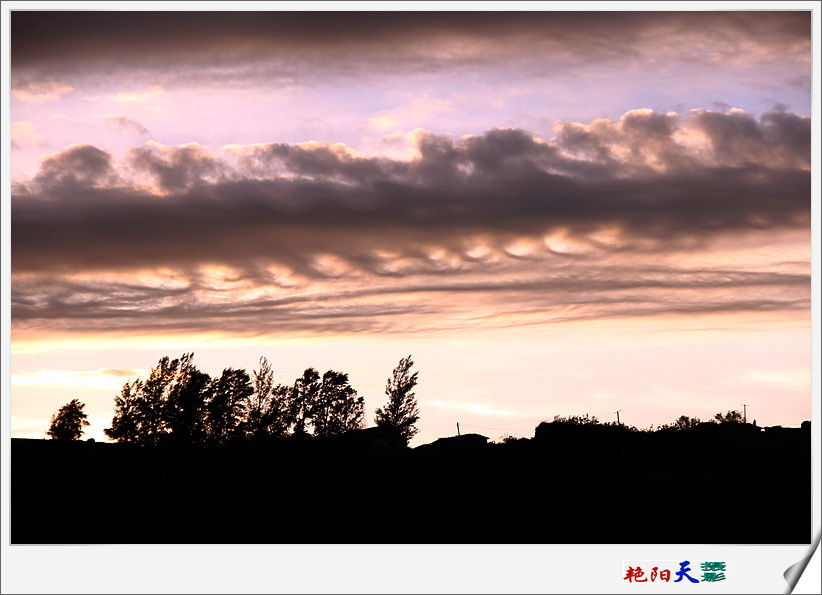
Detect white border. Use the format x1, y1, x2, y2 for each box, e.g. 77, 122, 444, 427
2, 2, 819, 594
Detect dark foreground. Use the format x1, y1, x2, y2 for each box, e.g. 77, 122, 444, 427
12, 429, 811, 544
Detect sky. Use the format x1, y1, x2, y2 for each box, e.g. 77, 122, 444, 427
5, 6, 816, 447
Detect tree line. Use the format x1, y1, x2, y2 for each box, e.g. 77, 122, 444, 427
46, 354, 794, 447
538, 410, 746, 432
46, 354, 420, 446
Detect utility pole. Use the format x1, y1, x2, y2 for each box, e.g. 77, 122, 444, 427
457, 422, 460, 436
615, 410, 624, 459
742, 404, 748, 424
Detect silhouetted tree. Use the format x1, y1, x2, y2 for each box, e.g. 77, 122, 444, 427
245, 357, 293, 439
263, 384, 294, 437
602, 420, 641, 432
133, 356, 180, 446
106, 354, 211, 446
673, 415, 701, 430
714, 410, 743, 424
656, 416, 696, 432
246, 356, 273, 438
206, 367, 253, 445
105, 380, 142, 443
375, 355, 420, 442
47, 399, 90, 441
552, 413, 599, 425
326, 386, 365, 436
312, 370, 365, 437
165, 353, 211, 445
102, 353, 393, 446
291, 367, 321, 436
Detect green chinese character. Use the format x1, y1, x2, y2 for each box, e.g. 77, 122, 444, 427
700, 561, 727, 572
701, 572, 727, 582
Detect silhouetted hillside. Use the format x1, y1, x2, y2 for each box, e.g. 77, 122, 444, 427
12, 422, 811, 544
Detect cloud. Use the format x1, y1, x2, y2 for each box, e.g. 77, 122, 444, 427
28, 144, 119, 192
11, 121, 48, 148
744, 369, 811, 390
10, 254, 810, 336
11, 260, 809, 337
112, 85, 166, 103
11, 80, 73, 102
104, 115, 152, 137
11, 109, 810, 335
127, 141, 225, 192
11, 12, 809, 87
28, 144, 116, 190
11, 368, 148, 389
366, 96, 455, 132
554, 107, 811, 172
13, 110, 810, 272
691, 108, 811, 169
431, 401, 519, 416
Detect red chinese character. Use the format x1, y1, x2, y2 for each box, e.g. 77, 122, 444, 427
659, 569, 671, 582
625, 566, 647, 582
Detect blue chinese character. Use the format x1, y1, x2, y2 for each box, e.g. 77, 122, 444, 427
674, 560, 700, 583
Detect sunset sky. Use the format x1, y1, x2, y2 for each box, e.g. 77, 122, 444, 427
6, 7, 815, 447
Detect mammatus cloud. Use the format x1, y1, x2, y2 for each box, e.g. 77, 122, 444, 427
13, 108, 810, 271
11, 109, 810, 335
10, 258, 811, 336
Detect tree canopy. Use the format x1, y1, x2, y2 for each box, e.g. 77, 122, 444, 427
374, 355, 420, 442
47, 399, 90, 441
714, 410, 744, 424
105, 353, 370, 446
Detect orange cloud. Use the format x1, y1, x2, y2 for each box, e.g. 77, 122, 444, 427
10, 121, 47, 147
112, 84, 166, 103
11, 81, 73, 103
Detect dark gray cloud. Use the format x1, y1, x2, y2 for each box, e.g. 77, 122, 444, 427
11, 11, 810, 85
12, 110, 810, 275
690, 108, 811, 169
28, 144, 117, 191
11, 109, 810, 334
127, 143, 226, 192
